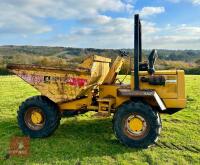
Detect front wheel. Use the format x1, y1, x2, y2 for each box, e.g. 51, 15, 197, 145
113, 101, 162, 148
17, 96, 61, 138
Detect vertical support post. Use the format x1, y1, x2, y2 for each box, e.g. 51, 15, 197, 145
134, 14, 140, 90
139, 20, 142, 62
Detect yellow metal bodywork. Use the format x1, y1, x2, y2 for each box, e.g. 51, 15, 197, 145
59, 84, 127, 111
8, 55, 111, 103
130, 70, 186, 108
99, 85, 129, 107
97, 97, 116, 114
58, 56, 126, 111
58, 95, 92, 110
98, 70, 186, 109
79, 55, 111, 85
58, 68, 187, 111
103, 56, 124, 85
8, 55, 186, 112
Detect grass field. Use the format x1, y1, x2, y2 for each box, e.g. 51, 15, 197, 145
0, 75, 199, 165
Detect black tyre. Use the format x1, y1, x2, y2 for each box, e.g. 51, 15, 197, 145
17, 96, 61, 138
113, 101, 162, 148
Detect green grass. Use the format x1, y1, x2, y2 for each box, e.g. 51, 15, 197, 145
0, 75, 199, 165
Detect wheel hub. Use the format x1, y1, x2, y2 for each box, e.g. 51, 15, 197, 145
24, 107, 45, 131
126, 115, 147, 136
31, 111, 43, 124
129, 117, 143, 132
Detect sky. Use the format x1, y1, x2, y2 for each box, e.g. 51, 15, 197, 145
0, 0, 200, 49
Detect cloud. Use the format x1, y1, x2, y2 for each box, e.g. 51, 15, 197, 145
79, 15, 112, 25
66, 17, 135, 48
0, 0, 200, 50
175, 24, 200, 34
50, 20, 200, 50
166, 0, 181, 3
138, 7, 165, 17
144, 24, 200, 49
1, 0, 128, 19
192, 0, 200, 5
167, 0, 200, 5
0, 0, 129, 35
49, 16, 160, 49
0, 2, 52, 35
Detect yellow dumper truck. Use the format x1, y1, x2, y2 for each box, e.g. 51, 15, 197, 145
7, 14, 186, 148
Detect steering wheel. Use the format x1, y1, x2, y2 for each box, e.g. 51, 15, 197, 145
148, 49, 158, 75
119, 50, 128, 57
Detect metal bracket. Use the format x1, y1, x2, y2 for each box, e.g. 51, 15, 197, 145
117, 89, 166, 111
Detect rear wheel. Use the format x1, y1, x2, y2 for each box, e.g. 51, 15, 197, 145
113, 101, 161, 148
18, 96, 61, 138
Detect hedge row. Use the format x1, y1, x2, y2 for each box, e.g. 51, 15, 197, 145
185, 67, 200, 75
0, 68, 13, 75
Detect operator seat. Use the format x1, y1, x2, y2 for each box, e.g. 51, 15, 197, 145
139, 49, 158, 74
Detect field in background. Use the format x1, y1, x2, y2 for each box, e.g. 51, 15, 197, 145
0, 75, 199, 164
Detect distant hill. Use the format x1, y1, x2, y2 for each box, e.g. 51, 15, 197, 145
0, 45, 200, 75
1, 45, 200, 61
